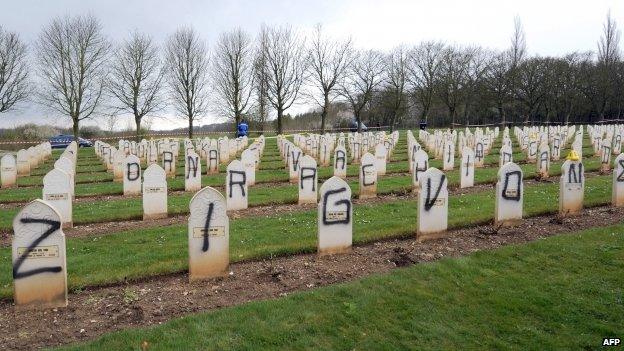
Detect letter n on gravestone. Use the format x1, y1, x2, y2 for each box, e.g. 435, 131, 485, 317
613, 153, 624, 207
559, 159, 584, 216
318, 176, 352, 255
417, 168, 448, 241
13, 199, 67, 309
226, 160, 248, 211
143, 164, 168, 220
185, 151, 202, 192
495, 162, 523, 226
188, 186, 229, 281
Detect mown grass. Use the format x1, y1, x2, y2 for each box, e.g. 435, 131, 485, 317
60, 220, 624, 351
0, 174, 613, 298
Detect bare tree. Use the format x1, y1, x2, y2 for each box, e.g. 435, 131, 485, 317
510, 16, 527, 67
307, 24, 353, 133
384, 46, 409, 131
436, 45, 471, 126
260, 25, 307, 134
596, 10, 621, 120
36, 15, 110, 139
484, 50, 512, 125
407, 41, 444, 123
212, 28, 255, 129
339, 49, 385, 132
251, 27, 270, 132
516, 56, 548, 123
109, 31, 165, 139
0, 26, 29, 113
165, 26, 210, 139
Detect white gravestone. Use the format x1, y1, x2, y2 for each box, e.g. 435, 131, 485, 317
318, 176, 352, 255
16, 149, 30, 176
241, 149, 256, 186
417, 168, 448, 240
495, 162, 523, 226
113, 151, 125, 182
12, 199, 67, 308
359, 153, 377, 199
54, 157, 75, 199
443, 140, 454, 171
188, 186, 229, 281
123, 155, 142, 196
499, 145, 513, 167
288, 147, 302, 183
613, 153, 624, 207
43, 168, 73, 228
226, 160, 248, 211
537, 143, 550, 178
142, 164, 168, 219
412, 149, 429, 193
162, 150, 176, 178
374, 144, 387, 175
206, 146, 220, 174
185, 151, 202, 192
559, 160, 584, 216
460, 147, 475, 188
298, 155, 318, 204
1, 154, 17, 188
333, 146, 347, 179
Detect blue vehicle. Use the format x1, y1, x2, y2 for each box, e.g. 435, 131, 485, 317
348, 120, 368, 132
237, 121, 249, 137
49, 134, 93, 149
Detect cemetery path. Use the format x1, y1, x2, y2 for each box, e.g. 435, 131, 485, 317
1, 204, 623, 350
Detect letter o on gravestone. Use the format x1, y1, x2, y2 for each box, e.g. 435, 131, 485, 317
318, 176, 352, 255
12, 199, 67, 309
188, 186, 229, 281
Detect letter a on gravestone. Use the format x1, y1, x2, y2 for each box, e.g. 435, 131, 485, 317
559, 157, 584, 216
417, 167, 448, 240
188, 186, 229, 281
333, 146, 347, 178
495, 162, 523, 226
226, 160, 248, 211
142, 164, 168, 219
12, 199, 67, 308
318, 176, 352, 255
613, 153, 624, 207
299, 155, 318, 204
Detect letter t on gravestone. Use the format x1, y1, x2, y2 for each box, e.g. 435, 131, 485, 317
495, 162, 523, 226
188, 186, 229, 281
613, 153, 624, 207
12, 199, 67, 309
226, 160, 248, 211
417, 168, 448, 241
559, 159, 584, 216
318, 176, 352, 255
460, 147, 475, 188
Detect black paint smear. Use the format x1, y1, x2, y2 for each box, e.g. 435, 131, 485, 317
13, 218, 62, 279
300, 167, 317, 191
424, 174, 446, 211
501, 170, 522, 201
322, 187, 351, 225
202, 202, 214, 252
228, 170, 246, 198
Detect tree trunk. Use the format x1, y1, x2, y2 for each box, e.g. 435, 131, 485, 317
135, 116, 142, 142
356, 113, 361, 133
321, 94, 329, 134
72, 118, 80, 141
277, 108, 283, 135
188, 117, 194, 139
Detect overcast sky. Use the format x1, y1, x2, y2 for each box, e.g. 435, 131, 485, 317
0, 0, 622, 130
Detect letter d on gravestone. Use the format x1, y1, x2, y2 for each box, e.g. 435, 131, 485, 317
318, 176, 352, 255
13, 200, 67, 309
417, 168, 448, 240
188, 186, 229, 281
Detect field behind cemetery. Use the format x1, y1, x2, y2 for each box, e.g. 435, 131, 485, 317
1, 130, 623, 350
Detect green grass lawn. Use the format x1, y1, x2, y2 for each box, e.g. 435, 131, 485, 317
0, 174, 613, 298
60, 220, 624, 350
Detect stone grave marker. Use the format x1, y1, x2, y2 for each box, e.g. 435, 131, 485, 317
185, 151, 202, 192
417, 168, 448, 240
333, 146, 347, 178
460, 147, 475, 188
1, 154, 17, 188
318, 176, 352, 255
559, 158, 584, 216
359, 152, 377, 199
613, 153, 624, 207
123, 155, 142, 196
495, 162, 523, 226
142, 164, 168, 219
226, 160, 248, 211
298, 155, 318, 204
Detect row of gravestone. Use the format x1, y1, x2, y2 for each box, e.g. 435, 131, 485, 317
40, 143, 79, 228
15, 153, 624, 309
0, 142, 52, 188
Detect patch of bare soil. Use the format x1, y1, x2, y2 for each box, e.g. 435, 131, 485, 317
1, 205, 623, 350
